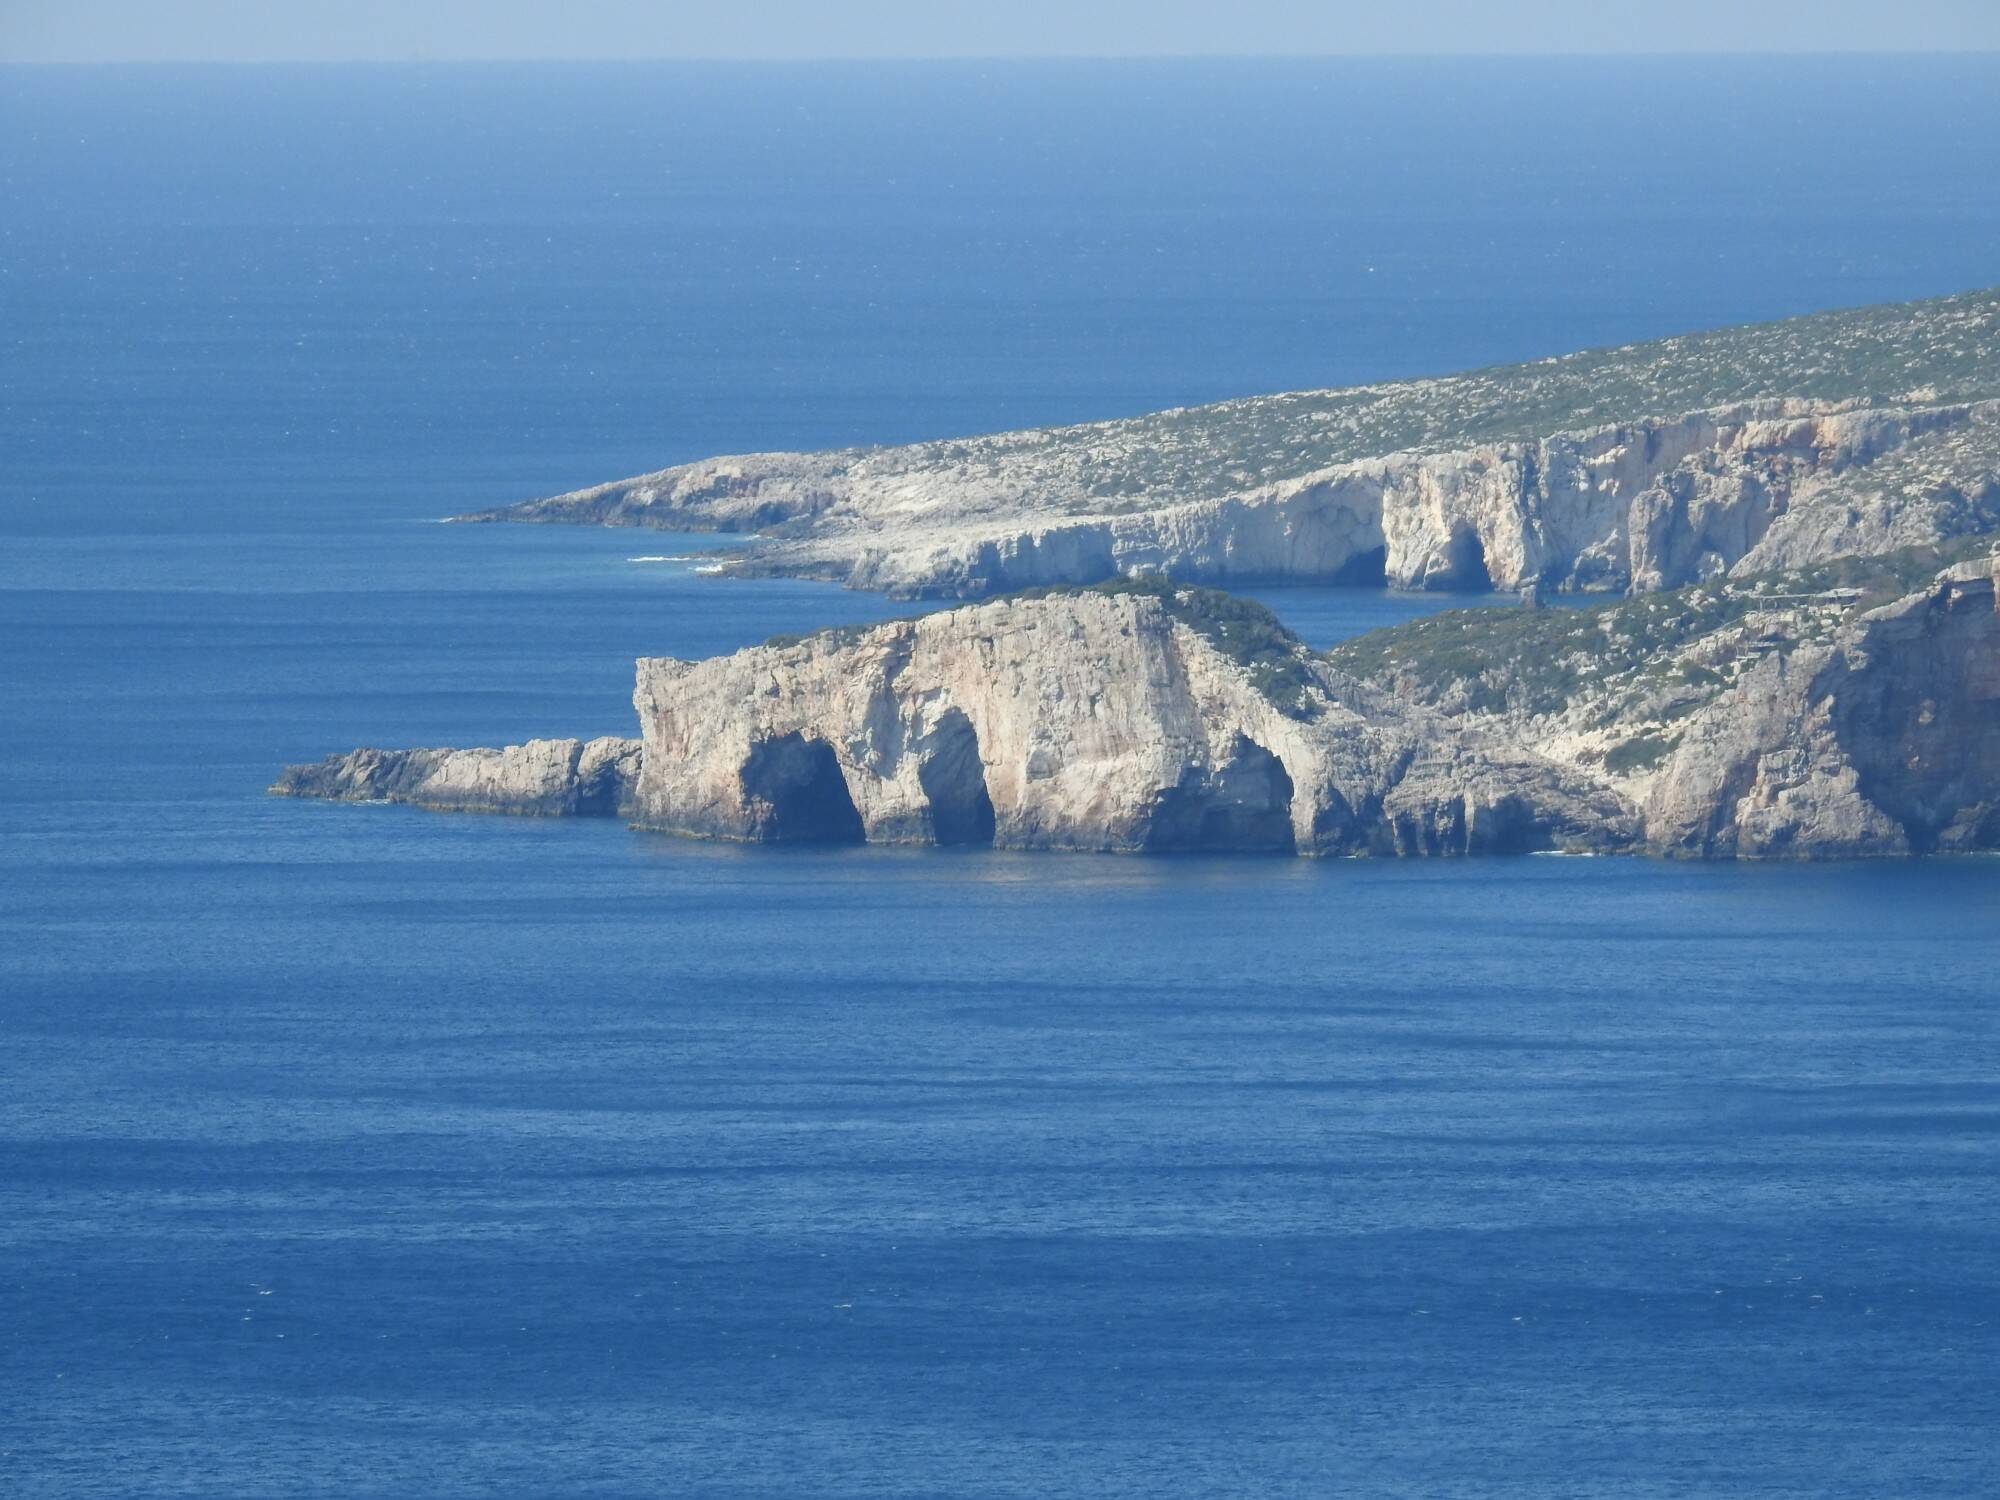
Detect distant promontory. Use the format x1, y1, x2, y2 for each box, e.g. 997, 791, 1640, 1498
279, 288, 2000, 858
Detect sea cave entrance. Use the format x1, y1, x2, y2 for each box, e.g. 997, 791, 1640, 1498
917, 709, 997, 846
739, 733, 866, 843
1440, 525, 1494, 591
1144, 737, 1296, 854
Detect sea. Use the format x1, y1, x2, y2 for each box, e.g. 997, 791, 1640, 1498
4, 59, 2000, 1498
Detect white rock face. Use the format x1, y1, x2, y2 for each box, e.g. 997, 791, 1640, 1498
270, 737, 641, 817
1640, 645, 1909, 858
470, 399, 2000, 600
627, 592, 1632, 854
273, 567, 2000, 860
464, 284, 2000, 600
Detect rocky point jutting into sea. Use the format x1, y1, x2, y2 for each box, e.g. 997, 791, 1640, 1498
277, 288, 2000, 858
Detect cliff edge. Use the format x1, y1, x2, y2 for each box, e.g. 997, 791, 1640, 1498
458, 288, 2000, 601
273, 555, 2000, 859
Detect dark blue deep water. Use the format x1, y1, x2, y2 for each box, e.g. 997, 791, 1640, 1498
4, 60, 2000, 1498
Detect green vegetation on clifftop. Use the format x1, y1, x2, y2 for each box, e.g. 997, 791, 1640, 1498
1005, 577, 1324, 719
1324, 536, 1998, 721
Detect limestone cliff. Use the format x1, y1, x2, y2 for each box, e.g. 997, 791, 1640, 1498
271, 589, 1632, 856
282, 287, 2000, 857
274, 559, 2000, 859
1329, 542, 2000, 858
1644, 559, 2000, 856
461, 288, 2000, 600
626, 588, 1629, 855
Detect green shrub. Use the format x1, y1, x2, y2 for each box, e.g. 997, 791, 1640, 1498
1603, 732, 1678, 773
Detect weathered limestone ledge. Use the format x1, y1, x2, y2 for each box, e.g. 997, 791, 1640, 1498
271, 737, 641, 818
472, 398, 2000, 604
272, 559, 2000, 859
458, 287, 2000, 601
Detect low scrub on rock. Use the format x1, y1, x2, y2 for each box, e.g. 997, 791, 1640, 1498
1325, 535, 2000, 720
1004, 576, 1324, 719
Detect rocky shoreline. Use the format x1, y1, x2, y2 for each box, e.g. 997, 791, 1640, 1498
275, 552, 2000, 860
281, 289, 2000, 858
459, 288, 2000, 601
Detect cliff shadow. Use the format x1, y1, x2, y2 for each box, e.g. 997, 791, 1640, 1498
916, 708, 997, 847
1829, 583, 2000, 852
1144, 736, 1296, 854
1438, 525, 1494, 591
739, 733, 866, 843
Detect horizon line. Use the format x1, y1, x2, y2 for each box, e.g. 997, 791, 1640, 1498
5, 49, 1999, 67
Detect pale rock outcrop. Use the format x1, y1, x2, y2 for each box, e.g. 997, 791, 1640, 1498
273, 565, 2000, 860
1640, 645, 1909, 858
461, 284, 2000, 601
1733, 404, 2000, 573
271, 736, 641, 817
468, 400, 2000, 601
629, 593, 1630, 854
1603, 556, 2000, 856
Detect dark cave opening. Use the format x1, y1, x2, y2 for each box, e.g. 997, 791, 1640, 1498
1144, 737, 1296, 854
1329, 544, 1390, 588
1444, 526, 1494, 592
739, 733, 866, 843
917, 709, 997, 846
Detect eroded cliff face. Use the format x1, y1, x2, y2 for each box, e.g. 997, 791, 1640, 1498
455, 289, 2000, 604
466, 399, 2000, 602
1829, 564, 2000, 851
1324, 544, 2000, 859
627, 592, 1633, 854
880, 401, 1999, 599
273, 564, 2000, 860
1609, 560, 2000, 857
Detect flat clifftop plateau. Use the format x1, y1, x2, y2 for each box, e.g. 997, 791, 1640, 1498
460, 287, 2000, 600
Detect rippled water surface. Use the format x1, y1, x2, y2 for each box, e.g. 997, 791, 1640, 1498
4, 58, 1999, 1499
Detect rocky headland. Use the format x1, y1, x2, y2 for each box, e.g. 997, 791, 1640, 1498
276, 547, 2000, 859
279, 288, 2000, 858
460, 288, 2000, 601
273, 737, 641, 818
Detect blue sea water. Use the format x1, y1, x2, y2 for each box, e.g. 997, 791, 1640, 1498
3, 59, 2000, 1498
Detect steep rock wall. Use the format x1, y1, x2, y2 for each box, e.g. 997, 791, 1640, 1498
817, 401, 1990, 599
630, 594, 1632, 854
270, 568, 2000, 860
1640, 558, 2000, 856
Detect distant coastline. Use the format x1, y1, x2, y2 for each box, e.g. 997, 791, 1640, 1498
280, 289, 2000, 860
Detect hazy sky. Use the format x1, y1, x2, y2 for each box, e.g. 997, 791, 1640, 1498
5, 0, 1999, 62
